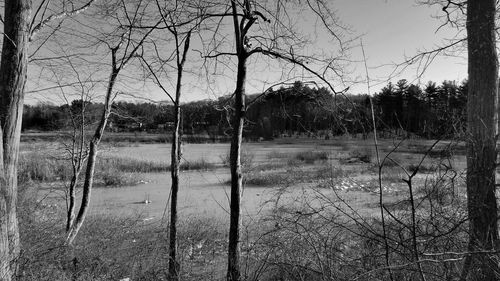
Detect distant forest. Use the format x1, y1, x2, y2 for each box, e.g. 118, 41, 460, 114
23, 79, 467, 140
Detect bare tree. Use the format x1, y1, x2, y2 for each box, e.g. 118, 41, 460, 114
138, 2, 201, 278
0, 1, 31, 277
64, 0, 162, 245
461, 0, 499, 280
395, 1, 500, 279
48, 58, 94, 232
0, 0, 96, 279
199, 1, 349, 279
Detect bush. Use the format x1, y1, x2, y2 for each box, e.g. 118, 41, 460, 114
407, 163, 436, 173
248, 186, 469, 281
18, 152, 70, 184
244, 166, 344, 187
18, 208, 226, 281
96, 166, 143, 187
295, 150, 329, 164
180, 158, 216, 171
267, 150, 289, 159
98, 157, 167, 173
347, 148, 372, 163
417, 177, 457, 205
428, 149, 452, 159
18, 152, 218, 187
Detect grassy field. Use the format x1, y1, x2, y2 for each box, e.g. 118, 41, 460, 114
18, 136, 470, 280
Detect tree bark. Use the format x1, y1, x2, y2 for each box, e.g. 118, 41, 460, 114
168, 29, 191, 281
63, 8, 158, 245
462, 0, 499, 280
227, 54, 246, 281
66, 97, 87, 233
65, 70, 117, 245
226, 2, 251, 280
227, 24, 248, 280
65, 138, 99, 245
168, 102, 181, 280
0, 0, 32, 279
66, 170, 81, 232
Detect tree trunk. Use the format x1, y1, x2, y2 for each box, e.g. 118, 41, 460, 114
227, 52, 247, 281
65, 71, 117, 245
168, 29, 190, 281
65, 138, 99, 245
66, 98, 86, 232
0, 194, 9, 281
462, 0, 499, 280
0, 0, 32, 279
66, 171, 80, 232
168, 103, 181, 280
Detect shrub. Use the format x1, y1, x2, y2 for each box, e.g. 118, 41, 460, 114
18, 152, 218, 187
18, 208, 226, 281
267, 150, 289, 159
98, 157, 167, 173
295, 150, 329, 164
368, 157, 399, 172
244, 166, 344, 187
18, 152, 71, 184
417, 177, 457, 205
180, 158, 216, 171
250, 188, 469, 281
96, 166, 143, 187
428, 149, 452, 159
347, 148, 372, 163
407, 163, 436, 173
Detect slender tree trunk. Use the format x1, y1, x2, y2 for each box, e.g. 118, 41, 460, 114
227, 52, 247, 281
168, 103, 182, 281
462, 1, 499, 280
66, 172, 80, 232
226, 2, 250, 279
66, 95, 87, 232
168, 29, 190, 281
65, 138, 99, 245
65, 71, 117, 245
0, 0, 32, 279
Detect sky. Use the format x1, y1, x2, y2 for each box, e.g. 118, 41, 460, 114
334, 0, 466, 94
24, 0, 468, 105
186, 0, 467, 101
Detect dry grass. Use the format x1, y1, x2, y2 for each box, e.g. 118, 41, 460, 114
18, 151, 216, 187
18, 195, 227, 281
17, 138, 472, 280
244, 166, 345, 187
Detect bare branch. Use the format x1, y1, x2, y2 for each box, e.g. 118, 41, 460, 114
30, 0, 98, 41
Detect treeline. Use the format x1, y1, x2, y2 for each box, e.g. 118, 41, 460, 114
374, 79, 467, 138
22, 79, 467, 139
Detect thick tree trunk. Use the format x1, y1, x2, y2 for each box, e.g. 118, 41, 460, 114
0, 0, 32, 279
227, 54, 246, 281
0, 195, 9, 281
462, 1, 499, 280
